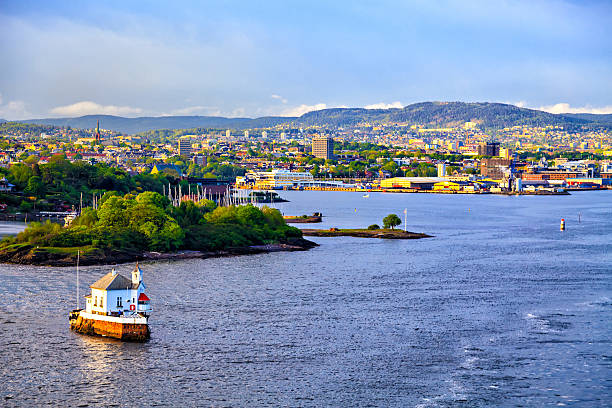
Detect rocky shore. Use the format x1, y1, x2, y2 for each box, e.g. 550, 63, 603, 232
0, 237, 318, 267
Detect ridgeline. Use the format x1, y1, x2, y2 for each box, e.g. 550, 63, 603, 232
14, 102, 612, 134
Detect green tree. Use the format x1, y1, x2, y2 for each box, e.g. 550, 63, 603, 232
383, 214, 401, 230
24, 176, 45, 197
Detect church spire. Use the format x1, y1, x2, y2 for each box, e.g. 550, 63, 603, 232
95, 120, 101, 143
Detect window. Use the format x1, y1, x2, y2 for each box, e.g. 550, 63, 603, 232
100, 298, 103, 308
94, 296, 97, 307
117, 297, 122, 307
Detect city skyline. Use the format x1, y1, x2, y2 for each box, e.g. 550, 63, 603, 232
1, 0, 611, 120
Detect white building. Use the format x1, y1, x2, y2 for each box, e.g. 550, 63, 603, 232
236, 169, 315, 189
85, 264, 151, 317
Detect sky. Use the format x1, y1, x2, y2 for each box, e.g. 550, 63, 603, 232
0, 0, 611, 120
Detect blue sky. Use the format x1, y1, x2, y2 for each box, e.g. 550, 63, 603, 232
0, 0, 611, 119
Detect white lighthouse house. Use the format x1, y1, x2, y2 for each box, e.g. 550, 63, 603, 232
85, 264, 151, 317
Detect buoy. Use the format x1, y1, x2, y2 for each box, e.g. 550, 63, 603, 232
560, 218, 565, 231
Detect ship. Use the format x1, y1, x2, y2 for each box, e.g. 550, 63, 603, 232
69, 263, 152, 342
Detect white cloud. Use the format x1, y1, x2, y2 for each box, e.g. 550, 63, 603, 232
537, 103, 612, 115
0, 99, 30, 120
49, 101, 143, 117
270, 94, 288, 104
230, 107, 246, 117
364, 101, 404, 109
163, 106, 221, 116
280, 103, 330, 117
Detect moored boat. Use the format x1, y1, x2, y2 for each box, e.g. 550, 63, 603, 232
69, 263, 152, 341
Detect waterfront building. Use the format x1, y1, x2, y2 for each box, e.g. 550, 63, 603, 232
236, 169, 314, 189
380, 177, 446, 190
521, 170, 588, 181
480, 158, 512, 179
85, 265, 151, 317
178, 136, 192, 156
432, 181, 474, 192
312, 136, 334, 160
70, 264, 151, 342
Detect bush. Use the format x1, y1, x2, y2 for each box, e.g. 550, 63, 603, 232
367, 224, 380, 230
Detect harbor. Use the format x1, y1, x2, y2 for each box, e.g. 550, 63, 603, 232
1, 190, 610, 406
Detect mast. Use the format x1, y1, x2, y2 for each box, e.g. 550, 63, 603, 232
76, 249, 80, 310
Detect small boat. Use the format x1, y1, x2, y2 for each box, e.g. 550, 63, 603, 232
69, 262, 152, 342
362, 193, 370, 198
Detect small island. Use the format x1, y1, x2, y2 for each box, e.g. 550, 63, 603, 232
301, 214, 432, 239
283, 212, 323, 223
0, 191, 316, 267
302, 228, 431, 239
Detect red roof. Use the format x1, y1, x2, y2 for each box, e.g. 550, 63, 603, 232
138, 293, 150, 301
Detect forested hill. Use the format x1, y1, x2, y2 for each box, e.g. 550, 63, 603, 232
20, 115, 295, 134
562, 113, 612, 125
15, 102, 611, 133
294, 102, 592, 128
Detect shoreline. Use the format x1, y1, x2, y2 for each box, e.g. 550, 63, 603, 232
0, 238, 318, 267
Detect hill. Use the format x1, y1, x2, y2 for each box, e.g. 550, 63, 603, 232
15, 102, 611, 134
20, 114, 295, 134
562, 113, 612, 125
295, 102, 591, 128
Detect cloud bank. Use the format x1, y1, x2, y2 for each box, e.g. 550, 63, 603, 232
537, 103, 612, 115
280, 103, 330, 117
49, 101, 143, 117
364, 102, 404, 109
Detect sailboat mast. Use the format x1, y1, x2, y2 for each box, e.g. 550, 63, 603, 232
76, 249, 80, 310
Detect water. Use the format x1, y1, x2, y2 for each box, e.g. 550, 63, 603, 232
0, 221, 25, 238
1, 191, 611, 406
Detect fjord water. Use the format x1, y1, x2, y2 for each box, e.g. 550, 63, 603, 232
1, 191, 611, 407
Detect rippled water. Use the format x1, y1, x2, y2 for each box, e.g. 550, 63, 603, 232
1, 191, 611, 406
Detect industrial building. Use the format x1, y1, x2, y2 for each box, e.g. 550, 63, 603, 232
380, 177, 447, 190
